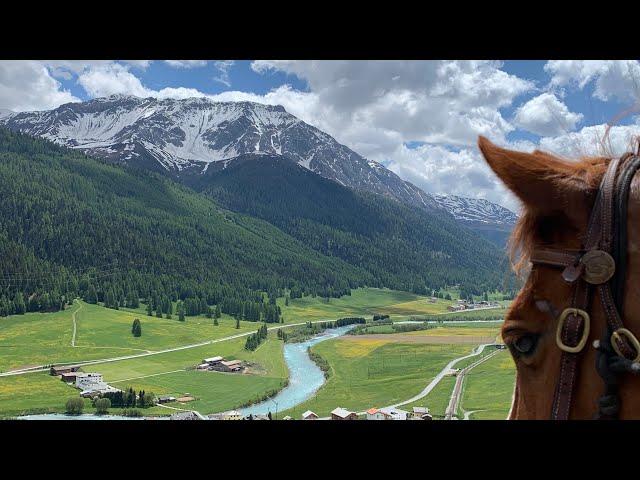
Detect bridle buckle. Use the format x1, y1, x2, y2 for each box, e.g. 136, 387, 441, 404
556, 308, 590, 353
611, 328, 640, 363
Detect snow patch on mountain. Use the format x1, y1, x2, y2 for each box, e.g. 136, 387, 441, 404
432, 194, 518, 226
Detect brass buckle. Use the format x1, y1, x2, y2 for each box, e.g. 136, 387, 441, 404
556, 308, 590, 353
611, 328, 640, 362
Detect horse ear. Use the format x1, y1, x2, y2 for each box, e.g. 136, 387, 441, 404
478, 136, 579, 210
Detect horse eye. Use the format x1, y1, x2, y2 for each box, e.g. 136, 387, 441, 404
513, 334, 539, 355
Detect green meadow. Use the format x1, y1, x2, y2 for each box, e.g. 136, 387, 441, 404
0, 288, 516, 418
280, 337, 471, 419
459, 350, 516, 420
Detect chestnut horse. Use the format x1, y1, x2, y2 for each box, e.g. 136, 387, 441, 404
478, 136, 640, 419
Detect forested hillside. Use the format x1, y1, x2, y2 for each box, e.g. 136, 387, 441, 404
0, 129, 368, 318
0, 130, 511, 321
197, 154, 510, 295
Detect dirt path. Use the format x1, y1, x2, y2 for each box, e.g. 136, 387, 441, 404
71, 299, 83, 347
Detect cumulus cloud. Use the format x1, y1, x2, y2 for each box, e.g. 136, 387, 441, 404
513, 92, 583, 136
252, 60, 533, 147
77, 63, 151, 98
545, 60, 640, 103
539, 123, 640, 159
0, 61, 79, 111
165, 60, 208, 69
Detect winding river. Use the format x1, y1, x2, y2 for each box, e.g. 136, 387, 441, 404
240, 324, 354, 417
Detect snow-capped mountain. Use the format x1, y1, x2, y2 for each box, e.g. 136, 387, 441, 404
432, 194, 518, 226
0, 95, 438, 211
0, 95, 517, 237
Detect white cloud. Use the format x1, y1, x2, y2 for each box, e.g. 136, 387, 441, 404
165, 60, 208, 69
77, 63, 151, 98
252, 60, 533, 147
514, 92, 583, 136
213, 60, 234, 87
0, 61, 79, 111
539, 123, 640, 159
545, 60, 640, 103
122, 60, 153, 69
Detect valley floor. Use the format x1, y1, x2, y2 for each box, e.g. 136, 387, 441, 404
0, 288, 515, 419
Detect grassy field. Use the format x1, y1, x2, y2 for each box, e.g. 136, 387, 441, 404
0, 287, 514, 418
280, 337, 471, 419
459, 350, 515, 420
277, 288, 453, 322
0, 373, 90, 417
0, 334, 287, 417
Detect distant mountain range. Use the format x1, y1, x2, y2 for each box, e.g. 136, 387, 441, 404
0, 95, 516, 242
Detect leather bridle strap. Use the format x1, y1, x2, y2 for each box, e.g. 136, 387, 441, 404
531, 156, 624, 419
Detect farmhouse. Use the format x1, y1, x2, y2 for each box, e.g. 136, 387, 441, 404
214, 360, 244, 372
50, 365, 80, 376
203, 356, 223, 365
302, 410, 318, 420
331, 407, 357, 420
157, 395, 176, 404
60, 372, 79, 383
198, 356, 245, 373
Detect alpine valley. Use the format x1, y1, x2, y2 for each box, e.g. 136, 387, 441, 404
0, 95, 517, 319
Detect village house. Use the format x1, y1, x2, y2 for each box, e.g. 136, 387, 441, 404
302, 410, 318, 420
331, 407, 358, 420
366, 408, 394, 420
223, 410, 243, 420
411, 407, 433, 420
170, 411, 200, 420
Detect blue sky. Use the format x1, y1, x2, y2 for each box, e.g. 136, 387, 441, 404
1, 60, 639, 210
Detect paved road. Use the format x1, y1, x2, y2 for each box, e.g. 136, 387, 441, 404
444, 349, 500, 420
0, 318, 353, 377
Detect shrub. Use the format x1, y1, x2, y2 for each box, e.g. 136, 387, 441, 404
94, 397, 111, 415
65, 397, 84, 415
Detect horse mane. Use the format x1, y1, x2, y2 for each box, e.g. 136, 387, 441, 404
507, 155, 610, 277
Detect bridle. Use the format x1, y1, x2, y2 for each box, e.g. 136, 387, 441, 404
530, 152, 640, 420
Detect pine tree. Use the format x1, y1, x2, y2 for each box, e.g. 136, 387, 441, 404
214, 317, 219, 326
14, 292, 26, 315
177, 301, 185, 322
235, 317, 240, 329
146, 303, 153, 316
214, 305, 221, 318
86, 285, 98, 304
132, 318, 142, 337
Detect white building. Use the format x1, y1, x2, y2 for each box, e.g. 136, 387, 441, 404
378, 407, 409, 420
366, 408, 394, 420
76, 373, 104, 390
